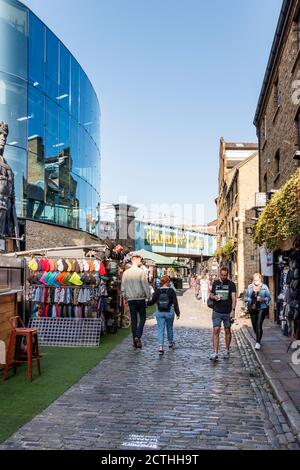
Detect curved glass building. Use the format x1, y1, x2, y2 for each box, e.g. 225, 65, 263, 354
0, 0, 101, 238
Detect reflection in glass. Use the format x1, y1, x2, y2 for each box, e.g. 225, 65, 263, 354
0, 3, 100, 235
0, 71, 27, 149
26, 151, 45, 220
4, 145, 26, 217
0, 0, 28, 79
28, 85, 44, 147
45, 97, 59, 157
71, 58, 79, 121
59, 44, 70, 112
28, 13, 44, 91
46, 29, 58, 100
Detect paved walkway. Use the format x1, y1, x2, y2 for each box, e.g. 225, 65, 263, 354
241, 318, 300, 443
1, 290, 299, 450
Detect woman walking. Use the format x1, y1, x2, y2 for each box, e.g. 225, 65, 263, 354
246, 273, 271, 350
147, 275, 180, 355
200, 275, 209, 305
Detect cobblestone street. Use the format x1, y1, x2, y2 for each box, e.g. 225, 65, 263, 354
1, 289, 299, 450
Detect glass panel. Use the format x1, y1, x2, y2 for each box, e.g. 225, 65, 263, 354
45, 157, 60, 215
45, 97, 59, 157
59, 107, 70, 157
28, 12, 44, 91
28, 85, 45, 152
78, 124, 87, 180
0, 71, 27, 150
0, 0, 28, 79
70, 117, 79, 174
70, 173, 81, 230
3, 145, 26, 217
26, 151, 45, 220
45, 29, 58, 100
58, 43, 70, 112
71, 57, 79, 121
0, 269, 9, 289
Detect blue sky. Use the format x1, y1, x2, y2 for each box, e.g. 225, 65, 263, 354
23, 0, 282, 223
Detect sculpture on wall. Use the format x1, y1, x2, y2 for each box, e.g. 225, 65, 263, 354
0, 121, 20, 248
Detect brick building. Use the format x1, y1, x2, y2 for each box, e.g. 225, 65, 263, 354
216, 138, 259, 295
254, 0, 300, 318
254, 0, 300, 191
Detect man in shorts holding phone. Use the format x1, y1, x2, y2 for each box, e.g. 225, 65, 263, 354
209, 266, 237, 361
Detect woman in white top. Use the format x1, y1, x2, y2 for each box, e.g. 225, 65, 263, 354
200, 275, 209, 305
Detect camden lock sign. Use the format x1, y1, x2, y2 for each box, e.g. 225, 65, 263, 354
144, 227, 204, 252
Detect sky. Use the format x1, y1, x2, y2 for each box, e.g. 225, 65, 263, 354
23, 0, 283, 224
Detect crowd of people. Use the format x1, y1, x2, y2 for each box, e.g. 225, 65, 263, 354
121, 254, 271, 360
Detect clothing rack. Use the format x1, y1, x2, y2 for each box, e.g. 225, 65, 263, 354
28, 285, 101, 288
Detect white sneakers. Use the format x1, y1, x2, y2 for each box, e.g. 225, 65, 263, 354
255, 342, 261, 350
210, 352, 219, 362
223, 350, 230, 359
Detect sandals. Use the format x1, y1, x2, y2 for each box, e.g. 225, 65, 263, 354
169, 342, 175, 349
159, 347, 164, 355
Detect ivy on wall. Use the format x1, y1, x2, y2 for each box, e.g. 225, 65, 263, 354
215, 239, 235, 260
253, 169, 300, 250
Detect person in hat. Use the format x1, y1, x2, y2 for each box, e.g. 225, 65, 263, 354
121, 253, 151, 349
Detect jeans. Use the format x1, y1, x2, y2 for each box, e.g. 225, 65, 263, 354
250, 309, 266, 343
128, 299, 146, 340
201, 289, 208, 304
156, 310, 175, 346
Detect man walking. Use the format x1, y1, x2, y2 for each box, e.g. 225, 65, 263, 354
209, 266, 236, 361
121, 253, 151, 349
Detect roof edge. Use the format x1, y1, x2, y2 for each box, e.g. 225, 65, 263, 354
254, 0, 293, 127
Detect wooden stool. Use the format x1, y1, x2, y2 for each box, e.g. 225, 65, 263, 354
3, 316, 41, 382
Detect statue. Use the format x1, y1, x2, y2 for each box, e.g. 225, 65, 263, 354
0, 121, 20, 249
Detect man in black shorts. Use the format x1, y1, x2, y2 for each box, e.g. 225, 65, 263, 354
209, 266, 236, 361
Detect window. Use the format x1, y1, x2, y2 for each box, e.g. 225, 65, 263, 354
260, 115, 267, 144
275, 150, 280, 175
29, 14, 45, 91
45, 29, 58, 100
274, 80, 280, 109
0, 0, 28, 79
28, 85, 45, 148
59, 44, 70, 112
263, 173, 268, 193
0, 71, 28, 150
297, 112, 300, 149
297, 11, 300, 50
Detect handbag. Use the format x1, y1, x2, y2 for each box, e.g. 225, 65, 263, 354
207, 298, 214, 309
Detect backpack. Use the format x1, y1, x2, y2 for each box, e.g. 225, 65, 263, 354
157, 288, 172, 312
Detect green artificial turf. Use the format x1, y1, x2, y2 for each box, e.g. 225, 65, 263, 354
0, 305, 156, 443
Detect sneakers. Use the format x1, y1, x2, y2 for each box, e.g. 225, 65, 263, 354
134, 337, 142, 349
223, 350, 230, 359
255, 342, 261, 350
210, 352, 218, 362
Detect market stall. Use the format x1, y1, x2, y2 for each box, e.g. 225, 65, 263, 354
0, 243, 130, 348
0, 256, 24, 365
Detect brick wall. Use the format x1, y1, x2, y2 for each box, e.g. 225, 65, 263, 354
25, 220, 101, 251
258, 0, 300, 192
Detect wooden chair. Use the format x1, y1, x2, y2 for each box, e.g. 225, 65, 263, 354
3, 316, 41, 382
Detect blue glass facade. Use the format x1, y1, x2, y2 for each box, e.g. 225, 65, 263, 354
0, 0, 101, 235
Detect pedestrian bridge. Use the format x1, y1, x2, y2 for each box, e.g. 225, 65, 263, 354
135, 221, 216, 258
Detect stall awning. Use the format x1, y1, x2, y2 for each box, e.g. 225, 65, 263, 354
134, 249, 175, 266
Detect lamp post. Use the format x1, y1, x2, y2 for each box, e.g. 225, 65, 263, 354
200, 248, 203, 272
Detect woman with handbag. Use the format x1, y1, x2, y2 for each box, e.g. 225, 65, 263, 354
246, 273, 271, 350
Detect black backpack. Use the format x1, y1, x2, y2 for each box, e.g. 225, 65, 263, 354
157, 288, 171, 312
